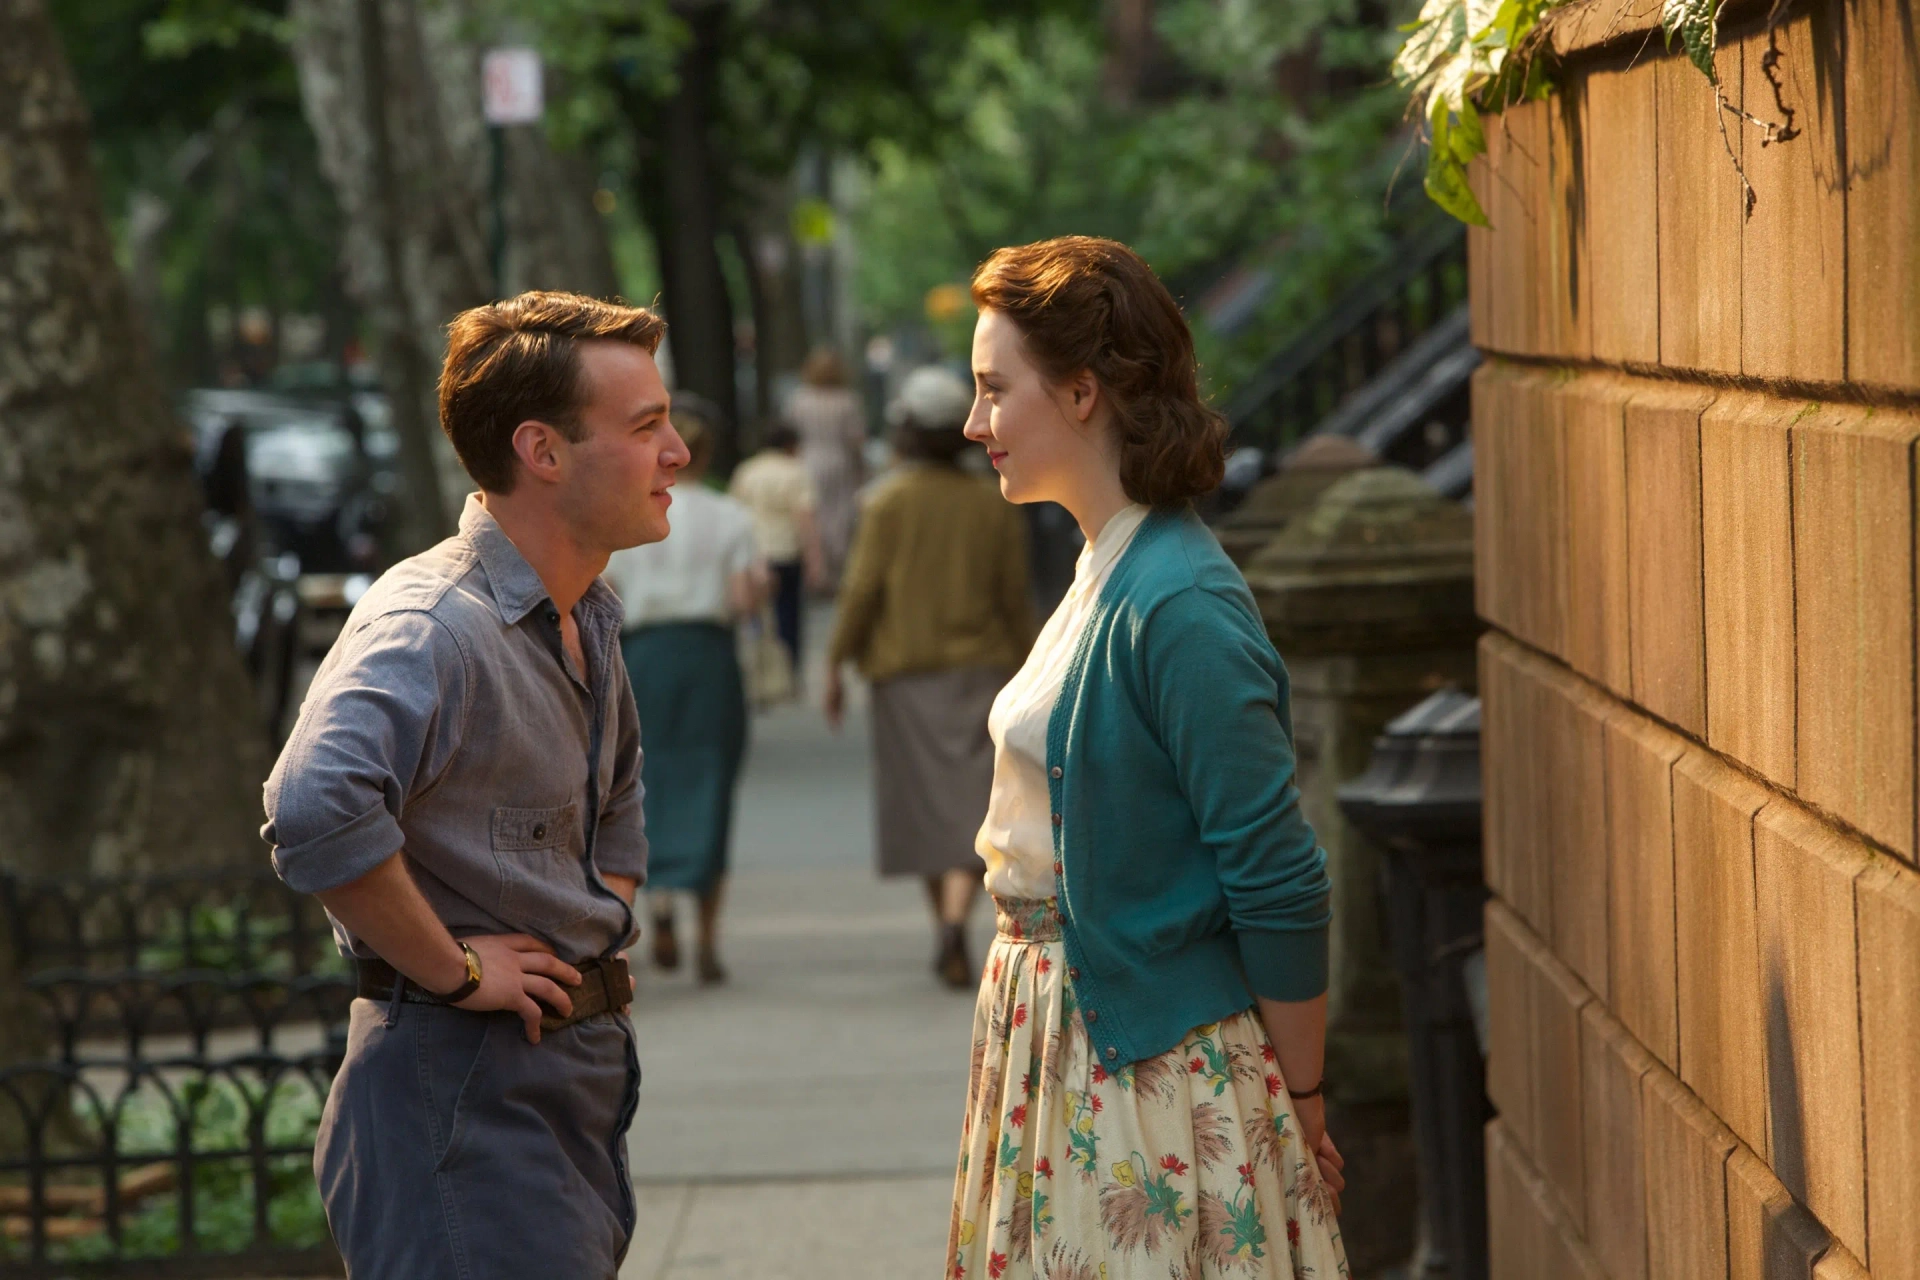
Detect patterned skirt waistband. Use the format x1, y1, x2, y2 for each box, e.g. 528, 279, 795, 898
991, 895, 1063, 942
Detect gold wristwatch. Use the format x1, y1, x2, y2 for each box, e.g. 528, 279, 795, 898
435, 941, 483, 1004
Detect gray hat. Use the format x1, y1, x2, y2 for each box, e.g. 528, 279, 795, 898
886, 365, 974, 432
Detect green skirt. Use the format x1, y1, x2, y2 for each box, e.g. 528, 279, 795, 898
621, 622, 748, 895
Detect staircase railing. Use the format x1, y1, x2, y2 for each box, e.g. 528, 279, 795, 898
1225, 217, 1469, 455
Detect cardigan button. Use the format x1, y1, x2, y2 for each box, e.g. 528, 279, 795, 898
1051, 813, 1062, 827
1084, 1010, 1098, 1024
1068, 966, 1080, 980
1050, 766, 1062, 779
1105, 1047, 1118, 1061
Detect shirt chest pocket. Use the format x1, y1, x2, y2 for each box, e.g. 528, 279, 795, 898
491, 803, 592, 933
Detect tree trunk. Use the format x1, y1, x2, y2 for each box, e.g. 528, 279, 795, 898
353, 0, 454, 552
0, 0, 271, 1068
288, 0, 622, 539
636, 1, 741, 469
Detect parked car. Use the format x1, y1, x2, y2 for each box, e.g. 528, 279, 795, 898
182, 389, 398, 577
182, 389, 400, 737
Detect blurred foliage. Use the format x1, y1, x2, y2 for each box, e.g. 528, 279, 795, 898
49, 0, 345, 389
850, 0, 1418, 396
52, 0, 1432, 406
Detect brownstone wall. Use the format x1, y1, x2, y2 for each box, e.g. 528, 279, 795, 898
1472, 2, 1920, 1275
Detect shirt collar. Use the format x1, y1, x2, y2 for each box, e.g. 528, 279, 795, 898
460, 494, 627, 630
460, 494, 556, 626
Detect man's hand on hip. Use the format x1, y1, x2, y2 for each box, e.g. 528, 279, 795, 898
453, 934, 582, 1045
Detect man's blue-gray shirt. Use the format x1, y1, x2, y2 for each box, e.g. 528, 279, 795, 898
263, 495, 646, 962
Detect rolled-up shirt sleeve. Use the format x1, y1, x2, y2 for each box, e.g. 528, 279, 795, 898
594, 653, 649, 882
262, 610, 469, 893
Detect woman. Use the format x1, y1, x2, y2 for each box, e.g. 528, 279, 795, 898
823, 366, 1036, 989
603, 402, 765, 985
948, 237, 1349, 1279
730, 420, 824, 672
786, 346, 868, 587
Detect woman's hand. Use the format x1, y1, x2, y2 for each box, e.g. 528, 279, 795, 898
823, 666, 846, 731
1290, 1093, 1345, 1214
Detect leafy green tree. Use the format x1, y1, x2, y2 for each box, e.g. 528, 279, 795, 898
530, 0, 1087, 465
852, 0, 1416, 396
48, 0, 346, 388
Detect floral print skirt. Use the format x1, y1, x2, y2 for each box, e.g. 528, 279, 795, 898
948, 897, 1349, 1280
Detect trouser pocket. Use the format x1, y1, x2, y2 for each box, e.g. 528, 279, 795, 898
417, 1004, 496, 1172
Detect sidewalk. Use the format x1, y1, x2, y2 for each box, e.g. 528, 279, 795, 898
619, 644, 991, 1278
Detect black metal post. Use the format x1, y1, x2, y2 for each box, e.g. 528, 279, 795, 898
1339, 689, 1490, 1280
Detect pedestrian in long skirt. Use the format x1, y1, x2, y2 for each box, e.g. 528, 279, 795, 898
948, 237, 1349, 1279
823, 366, 1037, 988
786, 346, 869, 589
603, 403, 765, 985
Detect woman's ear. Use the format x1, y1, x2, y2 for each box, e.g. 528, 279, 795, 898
1068, 370, 1100, 423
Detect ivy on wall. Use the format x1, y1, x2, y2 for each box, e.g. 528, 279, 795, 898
1394, 0, 1724, 223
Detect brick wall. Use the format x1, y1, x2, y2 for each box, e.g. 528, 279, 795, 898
1472, 2, 1920, 1275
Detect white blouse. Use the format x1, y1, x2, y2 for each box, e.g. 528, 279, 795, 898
976, 503, 1150, 898
603, 485, 760, 629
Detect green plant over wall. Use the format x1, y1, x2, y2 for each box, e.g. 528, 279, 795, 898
1394, 0, 1726, 223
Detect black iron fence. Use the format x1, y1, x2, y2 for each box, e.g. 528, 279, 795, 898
1225, 216, 1469, 456
2, 870, 337, 979
1, 871, 347, 1277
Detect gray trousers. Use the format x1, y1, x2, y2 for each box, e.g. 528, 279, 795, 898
316, 997, 641, 1279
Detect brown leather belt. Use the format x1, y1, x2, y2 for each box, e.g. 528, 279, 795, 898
356, 953, 632, 1034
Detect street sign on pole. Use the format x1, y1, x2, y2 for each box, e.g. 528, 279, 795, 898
482, 48, 543, 125
480, 48, 541, 295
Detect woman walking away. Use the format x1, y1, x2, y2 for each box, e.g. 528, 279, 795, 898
949, 237, 1349, 1280
604, 399, 765, 985
824, 366, 1036, 990
731, 421, 824, 672
787, 346, 868, 588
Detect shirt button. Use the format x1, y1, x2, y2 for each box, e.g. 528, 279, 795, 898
1050, 766, 1063, 780
1105, 1047, 1118, 1061
1051, 813, 1062, 827
545, 609, 560, 624
1084, 1010, 1098, 1024
532, 823, 547, 840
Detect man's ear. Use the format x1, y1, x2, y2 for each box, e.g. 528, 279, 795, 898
510, 420, 563, 484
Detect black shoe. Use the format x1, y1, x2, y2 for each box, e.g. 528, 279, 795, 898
937, 924, 972, 990
651, 912, 680, 972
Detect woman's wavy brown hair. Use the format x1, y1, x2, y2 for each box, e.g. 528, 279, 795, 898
970, 236, 1226, 507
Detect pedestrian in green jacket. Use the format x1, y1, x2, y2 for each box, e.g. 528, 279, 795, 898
946, 236, 1350, 1280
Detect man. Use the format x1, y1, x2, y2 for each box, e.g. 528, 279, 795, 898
262, 292, 688, 1278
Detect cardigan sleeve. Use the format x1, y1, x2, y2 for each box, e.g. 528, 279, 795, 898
1141, 585, 1331, 1001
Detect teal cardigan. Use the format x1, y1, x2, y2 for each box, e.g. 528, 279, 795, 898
1046, 507, 1330, 1067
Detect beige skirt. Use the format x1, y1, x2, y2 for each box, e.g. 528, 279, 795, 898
870, 667, 1006, 878
949, 897, 1350, 1280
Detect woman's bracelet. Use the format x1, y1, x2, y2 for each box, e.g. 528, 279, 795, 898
1287, 1080, 1324, 1101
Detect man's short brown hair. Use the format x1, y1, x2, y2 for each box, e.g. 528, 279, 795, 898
438, 291, 667, 493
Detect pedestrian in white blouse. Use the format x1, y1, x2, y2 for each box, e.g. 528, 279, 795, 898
603, 400, 767, 985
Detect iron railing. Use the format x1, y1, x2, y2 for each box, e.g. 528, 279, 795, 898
2, 870, 336, 980
0, 873, 349, 1277
1225, 217, 1469, 455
